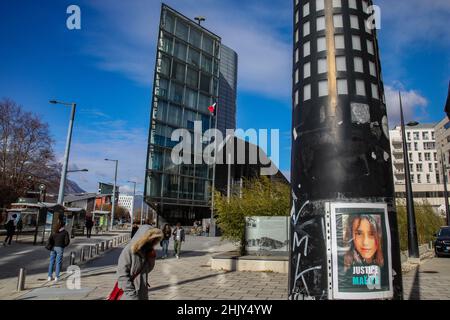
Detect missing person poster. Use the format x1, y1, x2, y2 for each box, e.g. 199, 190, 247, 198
330, 203, 393, 300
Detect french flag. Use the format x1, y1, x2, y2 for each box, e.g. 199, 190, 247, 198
208, 103, 217, 116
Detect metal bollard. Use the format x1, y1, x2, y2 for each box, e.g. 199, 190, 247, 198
80, 247, 85, 262
101, 241, 105, 252
69, 251, 76, 265
95, 243, 99, 255
88, 246, 93, 259
17, 268, 26, 291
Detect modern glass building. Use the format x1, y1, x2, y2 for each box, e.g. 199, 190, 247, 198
144, 4, 237, 226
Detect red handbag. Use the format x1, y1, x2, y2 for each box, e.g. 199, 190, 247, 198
108, 265, 147, 300
107, 250, 155, 300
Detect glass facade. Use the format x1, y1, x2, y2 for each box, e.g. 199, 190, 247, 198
145, 4, 236, 225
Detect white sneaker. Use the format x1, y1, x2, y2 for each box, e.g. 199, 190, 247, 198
176, 255, 179, 259
47, 277, 52, 281
54, 277, 59, 282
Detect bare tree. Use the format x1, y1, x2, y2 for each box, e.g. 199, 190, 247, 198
0, 98, 55, 207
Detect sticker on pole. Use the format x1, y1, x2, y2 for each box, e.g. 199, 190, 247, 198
330, 203, 393, 300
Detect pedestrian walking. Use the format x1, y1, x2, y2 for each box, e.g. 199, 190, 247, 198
131, 222, 139, 238
108, 225, 163, 300
46, 220, 70, 282
160, 224, 171, 259
85, 216, 94, 238
3, 214, 17, 246
15, 217, 23, 242
172, 223, 185, 259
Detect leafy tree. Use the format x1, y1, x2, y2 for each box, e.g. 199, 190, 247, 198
214, 177, 290, 254
396, 200, 445, 251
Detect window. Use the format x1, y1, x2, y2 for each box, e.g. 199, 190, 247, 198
411, 175, 415, 183
413, 132, 420, 140
198, 94, 211, 113
349, 0, 357, 9
189, 28, 202, 48
417, 174, 421, 184
369, 61, 376, 77
356, 80, 366, 96
303, 22, 311, 37
202, 36, 214, 55
200, 73, 211, 93
295, 48, 299, 63
295, 89, 299, 106
337, 79, 348, 95
335, 35, 345, 49
371, 83, 379, 100
174, 41, 187, 61
304, 62, 311, 78
436, 174, 441, 184
318, 80, 328, 97
367, 40, 374, 55
434, 152, 437, 161
362, 1, 369, 12
407, 132, 411, 141
427, 174, 431, 184
163, 12, 175, 33
295, 10, 299, 24
333, 15, 343, 28
188, 48, 200, 67
303, 2, 310, 17
414, 142, 418, 151
157, 78, 169, 98
423, 132, 430, 140
410, 164, 414, 172
304, 84, 311, 101
160, 56, 171, 77
416, 164, 423, 172
336, 56, 346, 71
175, 21, 188, 41
432, 132, 435, 140
186, 67, 198, 88
171, 61, 186, 83
317, 36, 326, 52
418, 153, 422, 161
295, 29, 299, 43
333, 0, 342, 7
354, 57, 364, 72
201, 55, 212, 73
185, 89, 197, 109
169, 83, 184, 104
352, 35, 361, 51
428, 162, 433, 170
318, 58, 327, 74
160, 34, 173, 54
350, 15, 359, 29
409, 152, 413, 162
304, 41, 311, 57
317, 16, 326, 31
407, 143, 411, 151
316, 0, 325, 11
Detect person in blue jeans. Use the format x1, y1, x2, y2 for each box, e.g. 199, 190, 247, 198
47, 220, 70, 282
160, 224, 171, 259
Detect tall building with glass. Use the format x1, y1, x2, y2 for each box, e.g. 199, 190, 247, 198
144, 4, 237, 225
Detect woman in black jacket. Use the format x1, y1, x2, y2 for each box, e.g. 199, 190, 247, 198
47, 220, 70, 282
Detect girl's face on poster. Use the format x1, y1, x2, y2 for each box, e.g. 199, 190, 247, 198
353, 218, 377, 262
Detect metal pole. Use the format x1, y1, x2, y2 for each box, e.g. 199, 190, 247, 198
227, 153, 231, 202
132, 182, 136, 225
110, 160, 118, 231
399, 92, 419, 259
140, 195, 144, 225
210, 103, 219, 237
440, 150, 450, 226
17, 268, 26, 291
57, 103, 76, 204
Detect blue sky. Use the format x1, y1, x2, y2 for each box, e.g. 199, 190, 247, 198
0, 0, 449, 194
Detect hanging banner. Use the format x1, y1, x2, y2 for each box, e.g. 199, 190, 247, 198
330, 203, 393, 300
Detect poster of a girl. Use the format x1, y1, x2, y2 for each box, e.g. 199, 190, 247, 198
343, 214, 384, 272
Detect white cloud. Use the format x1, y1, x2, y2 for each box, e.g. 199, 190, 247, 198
82, 0, 292, 99
385, 83, 429, 126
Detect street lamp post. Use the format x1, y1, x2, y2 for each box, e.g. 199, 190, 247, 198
105, 159, 118, 231
127, 181, 137, 225
49, 100, 76, 205
399, 92, 420, 259
440, 150, 450, 226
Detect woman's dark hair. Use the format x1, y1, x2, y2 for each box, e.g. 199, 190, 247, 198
163, 224, 170, 231
343, 214, 384, 271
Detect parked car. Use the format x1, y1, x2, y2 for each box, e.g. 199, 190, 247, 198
434, 226, 450, 257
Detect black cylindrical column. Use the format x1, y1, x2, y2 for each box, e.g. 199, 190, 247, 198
290, 0, 402, 300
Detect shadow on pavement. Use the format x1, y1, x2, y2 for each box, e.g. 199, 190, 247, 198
408, 266, 421, 300
149, 271, 232, 293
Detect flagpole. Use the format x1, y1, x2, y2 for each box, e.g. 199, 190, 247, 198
210, 102, 218, 237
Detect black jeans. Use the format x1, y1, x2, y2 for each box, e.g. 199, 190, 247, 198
4, 232, 14, 244
86, 227, 92, 238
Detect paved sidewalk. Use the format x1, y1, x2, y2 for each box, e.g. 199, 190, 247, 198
6, 235, 450, 300
0, 232, 126, 300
